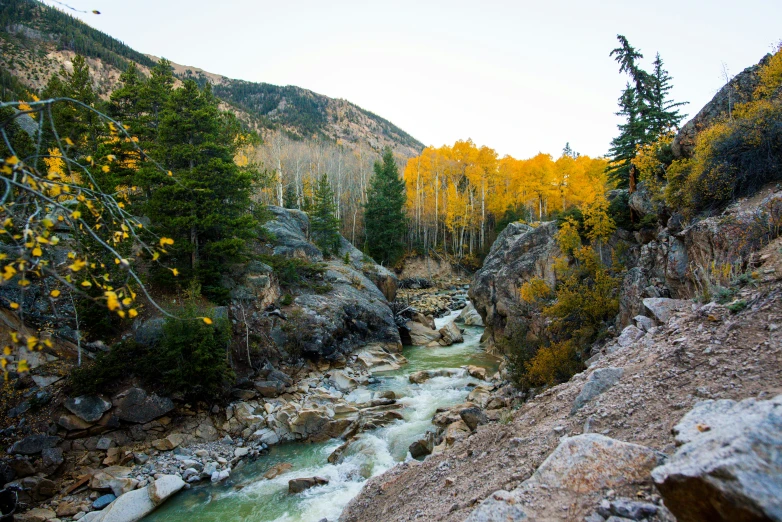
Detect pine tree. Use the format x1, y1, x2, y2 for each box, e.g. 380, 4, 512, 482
648, 54, 687, 137
607, 36, 687, 189
310, 173, 341, 256
365, 147, 406, 265
41, 54, 100, 156
147, 79, 257, 303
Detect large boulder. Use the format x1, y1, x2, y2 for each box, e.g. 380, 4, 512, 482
467, 435, 661, 522
265, 207, 403, 359
112, 388, 174, 424
405, 320, 441, 346
652, 395, 782, 522
81, 475, 184, 522
469, 221, 560, 347
438, 321, 463, 346
8, 434, 60, 455
340, 237, 397, 302
643, 298, 690, 324
64, 395, 112, 423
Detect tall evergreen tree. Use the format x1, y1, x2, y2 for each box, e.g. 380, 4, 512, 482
310, 173, 341, 256
41, 54, 100, 156
648, 54, 687, 137
365, 147, 406, 265
607, 35, 687, 189
147, 79, 257, 302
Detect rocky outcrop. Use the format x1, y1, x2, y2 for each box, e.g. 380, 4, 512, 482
469, 221, 560, 347
652, 395, 782, 522
265, 206, 400, 359
466, 435, 662, 522
672, 54, 770, 159
617, 191, 782, 327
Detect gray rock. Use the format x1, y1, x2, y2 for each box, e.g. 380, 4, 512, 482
113, 388, 174, 424
528, 434, 661, 492
438, 321, 464, 346
93, 493, 116, 510
265, 206, 323, 261
616, 325, 644, 348
571, 368, 624, 414
633, 315, 655, 332
134, 317, 166, 348
459, 407, 488, 431
64, 395, 112, 423
606, 498, 658, 520
288, 476, 328, 494
254, 380, 285, 398
405, 320, 441, 346
465, 491, 528, 521
8, 434, 60, 455
652, 394, 782, 522
40, 447, 63, 472
642, 298, 690, 324
457, 302, 484, 326
84, 475, 184, 522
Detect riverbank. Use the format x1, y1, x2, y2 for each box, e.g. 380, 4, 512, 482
140, 310, 498, 522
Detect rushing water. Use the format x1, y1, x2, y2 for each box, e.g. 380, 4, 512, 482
145, 310, 497, 522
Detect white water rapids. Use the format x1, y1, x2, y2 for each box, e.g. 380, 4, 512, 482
145, 309, 497, 522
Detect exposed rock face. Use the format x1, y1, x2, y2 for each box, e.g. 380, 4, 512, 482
265, 206, 322, 261
652, 395, 782, 522
265, 207, 400, 359
340, 236, 398, 302
672, 54, 770, 159
469, 221, 560, 347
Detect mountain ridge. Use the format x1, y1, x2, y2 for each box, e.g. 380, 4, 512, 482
0, 0, 424, 157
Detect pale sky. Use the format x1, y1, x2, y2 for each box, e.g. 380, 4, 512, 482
42, 0, 781, 159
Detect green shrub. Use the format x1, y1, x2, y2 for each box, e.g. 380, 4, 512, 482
714, 286, 736, 304
260, 254, 326, 287
727, 300, 748, 313
607, 191, 632, 230
70, 340, 150, 395
149, 304, 234, 399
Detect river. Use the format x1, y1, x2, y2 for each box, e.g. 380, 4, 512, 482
145, 309, 496, 522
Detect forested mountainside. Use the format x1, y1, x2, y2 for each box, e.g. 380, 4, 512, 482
0, 0, 423, 157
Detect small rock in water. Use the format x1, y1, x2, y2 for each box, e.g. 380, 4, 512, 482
289, 476, 329, 494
